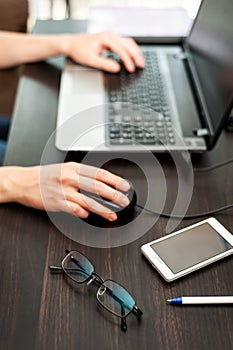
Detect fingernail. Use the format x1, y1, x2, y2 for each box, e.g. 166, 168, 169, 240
109, 62, 120, 71
120, 196, 130, 207
120, 180, 130, 191
109, 213, 117, 221
128, 64, 135, 72
138, 58, 145, 68
82, 212, 89, 219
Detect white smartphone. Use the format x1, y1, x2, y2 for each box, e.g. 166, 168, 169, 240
141, 218, 233, 282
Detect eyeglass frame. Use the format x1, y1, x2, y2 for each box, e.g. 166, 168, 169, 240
49, 249, 143, 332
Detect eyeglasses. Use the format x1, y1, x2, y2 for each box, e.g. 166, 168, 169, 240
49, 249, 143, 332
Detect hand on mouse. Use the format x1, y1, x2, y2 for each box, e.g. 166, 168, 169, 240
60, 32, 145, 73
0, 162, 130, 221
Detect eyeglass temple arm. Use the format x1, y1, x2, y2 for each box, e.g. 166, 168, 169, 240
105, 286, 143, 318
49, 250, 88, 273
49, 266, 63, 272
49, 250, 72, 272
102, 288, 128, 332
103, 287, 142, 332
133, 305, 143, 316
121, 309, 127, 332
49, 266, 91, 278
121, 305, 142, 332
49, 266, 87, 273
66, 250, 90, 275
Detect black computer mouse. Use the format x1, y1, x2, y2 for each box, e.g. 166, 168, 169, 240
80, 182, 137, 224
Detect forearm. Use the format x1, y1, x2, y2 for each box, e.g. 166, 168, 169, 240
0, 166, 18, 203
0, 31, 71, 68
0, 31, 145, 72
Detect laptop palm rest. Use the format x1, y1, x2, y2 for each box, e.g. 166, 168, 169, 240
56, 65, 106, 151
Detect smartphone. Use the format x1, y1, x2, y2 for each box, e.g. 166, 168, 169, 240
141, 218, 233, 282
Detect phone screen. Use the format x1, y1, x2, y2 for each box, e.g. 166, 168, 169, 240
151, 223, 232, 273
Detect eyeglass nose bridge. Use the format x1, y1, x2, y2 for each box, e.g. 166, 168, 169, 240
86, 277, 95, 286
86, 272, 103, 286
97, 285, 107, 296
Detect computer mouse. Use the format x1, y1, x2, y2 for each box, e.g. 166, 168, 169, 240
80, 182, 137, 224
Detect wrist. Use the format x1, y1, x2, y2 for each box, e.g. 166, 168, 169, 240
58, 34, 74, 57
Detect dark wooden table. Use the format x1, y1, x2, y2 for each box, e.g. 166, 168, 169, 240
1, 20, 233, 350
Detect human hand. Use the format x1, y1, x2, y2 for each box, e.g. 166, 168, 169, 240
61, 32, 145, 73
5, 162, 131, 221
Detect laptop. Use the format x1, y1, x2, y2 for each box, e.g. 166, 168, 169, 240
56, 0, 233, 152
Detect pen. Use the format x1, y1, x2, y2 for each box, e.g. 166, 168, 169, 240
167, 296, 233, 305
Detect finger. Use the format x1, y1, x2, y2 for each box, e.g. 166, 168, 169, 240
71, 162, 130, 192
77, 175, 130, 207
68, 202, 90, 219
121, 38, 145, 68
72, 192, 117, 221
90, 56, 121, 72
102, 35, 136, 72
47, 196, 90, 219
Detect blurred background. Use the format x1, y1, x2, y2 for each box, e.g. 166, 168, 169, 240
0, 0, 201, 117
29, 0, 201, 26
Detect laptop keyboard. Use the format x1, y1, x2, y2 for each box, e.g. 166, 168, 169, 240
104, 51, 176, 146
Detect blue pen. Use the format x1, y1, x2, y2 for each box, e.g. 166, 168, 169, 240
167, 296, 233, 305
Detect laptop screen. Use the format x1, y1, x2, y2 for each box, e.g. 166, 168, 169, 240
186, 0, 233, 138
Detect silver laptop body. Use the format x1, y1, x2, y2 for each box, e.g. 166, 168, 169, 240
55, 0, 233, 153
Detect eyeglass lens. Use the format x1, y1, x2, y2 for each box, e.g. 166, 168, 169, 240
62, 251, 94, 283
97, 280, 135, 318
